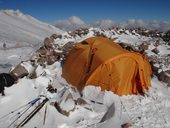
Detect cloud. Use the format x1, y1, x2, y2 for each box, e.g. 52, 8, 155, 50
54, 16, 115, 31
148, 21, 170, 31
54, 16, 86, 31
68, 16, 85, 25
121, 19, 170, 31
54, 16, 170, 32
125, 19, 145, 28
94, 20, 114, 29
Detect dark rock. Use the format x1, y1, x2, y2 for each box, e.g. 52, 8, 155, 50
75, 98, 87, 105
138, 42, 149, 51
121, 123, 132, 128
154, 40, 160, 47
44, 37, 54, 49
50, 34, 60, 39
118, 43, 137, 52
62, 41, 75, 52
36, 46, 47, 56
47, 55, 60, 65
152, 48, 159, 54
157, 71, 170, 85
162, 30, 170, 43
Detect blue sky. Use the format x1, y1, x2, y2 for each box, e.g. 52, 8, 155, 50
0, 0, 170, 23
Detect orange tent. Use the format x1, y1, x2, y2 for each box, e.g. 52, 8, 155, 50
62, 37, 151, 96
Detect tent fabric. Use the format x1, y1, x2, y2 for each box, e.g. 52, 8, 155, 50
62, 37, 151, 96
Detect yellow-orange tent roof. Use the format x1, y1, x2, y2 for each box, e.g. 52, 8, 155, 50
62, 37, 152, 96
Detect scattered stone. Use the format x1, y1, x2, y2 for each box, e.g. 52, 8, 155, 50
138, 42, 149, 51
152, 48, 159, 54
162, 30, 170, 43
75, 98, 87, 105
154, 40, 160, 47
118, 43, 137, 52
121, 123, 132, 128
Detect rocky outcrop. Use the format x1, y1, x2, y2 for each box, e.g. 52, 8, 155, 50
68, 28, 89, 37
33, 34, 63, 67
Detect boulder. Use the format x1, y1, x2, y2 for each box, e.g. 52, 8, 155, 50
44, 37, 54, 49
10, 63, 29, 79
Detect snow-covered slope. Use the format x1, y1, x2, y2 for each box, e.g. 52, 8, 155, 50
0, 10, 64, 72
0, 10, 64, 45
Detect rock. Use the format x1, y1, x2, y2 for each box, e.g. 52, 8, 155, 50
37, 57, 47, 67
47, 55, 60, 65
68, 28, 89, 37
138, 42, 149, 51
118, 43, 137, 52
53, 102, 69, 117
121, 123, 132, 128
162, 30, 170, 43
62, 41, 75, 52
10, 63, 29, 79
157, 71, 170, 85
94, 31, 106, 37
75, 98, 87, 105
44, 37, 54, 49
50, 34, 61, 39
36, 46, 47, 56
154, 40, 160, 47
69, 31, 76, 37
29, 71, 37, 79
152, 48, 159, 54
150, 61, 159, 76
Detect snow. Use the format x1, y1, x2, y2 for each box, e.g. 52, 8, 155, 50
1, 61, 170, 128
0, 10, 64, 45
0, 9, 64, 72
0, 15, 170, 127
0, 46, 34, 72
157, 44, 170, 55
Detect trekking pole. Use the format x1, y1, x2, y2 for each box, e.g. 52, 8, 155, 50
0, 97, 41, 120
0, 104, 28, 120
43, 104, 48, 125
7, 105, 33, 128
16, 98, 48, 128
7, 97, 41, 128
